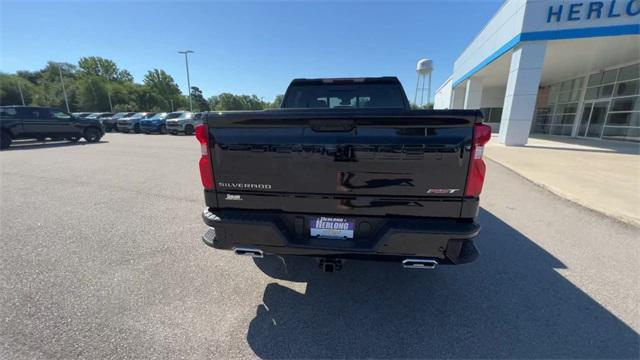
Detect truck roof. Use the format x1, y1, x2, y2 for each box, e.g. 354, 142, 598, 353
289, 76, 401, 86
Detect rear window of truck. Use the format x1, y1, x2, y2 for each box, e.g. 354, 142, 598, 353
284, 83, 407, 109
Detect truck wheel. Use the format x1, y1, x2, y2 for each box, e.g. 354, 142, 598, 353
252, 255, 314, 282
83, 128, 102, 143
134, 124, 141, 134
184, 124, 194, 135
0, 132, 12, 150
159, 125, 167, 134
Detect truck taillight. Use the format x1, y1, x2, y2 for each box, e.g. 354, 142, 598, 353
195, 124, 215, 190
465, 124, 491, 197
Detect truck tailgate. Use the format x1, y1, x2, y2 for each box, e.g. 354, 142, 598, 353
206, 109, 480, 218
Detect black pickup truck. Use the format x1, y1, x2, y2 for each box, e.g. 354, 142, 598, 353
198, 77, 490, 272
0, 106, 105, 149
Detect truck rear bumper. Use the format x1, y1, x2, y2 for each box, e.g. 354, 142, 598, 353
201, 208, 480, 265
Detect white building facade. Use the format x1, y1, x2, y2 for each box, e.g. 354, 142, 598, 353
434, 0, 640, 144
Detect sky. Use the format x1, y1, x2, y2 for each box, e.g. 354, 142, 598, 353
0, 0, 503, 102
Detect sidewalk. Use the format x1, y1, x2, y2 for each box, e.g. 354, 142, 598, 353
485, 134, 640, 227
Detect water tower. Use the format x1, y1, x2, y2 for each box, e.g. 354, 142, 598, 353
414, 59, 433, 107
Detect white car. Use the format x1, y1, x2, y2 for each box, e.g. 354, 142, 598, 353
117, 112, 151, 133
165, 111, 201, 135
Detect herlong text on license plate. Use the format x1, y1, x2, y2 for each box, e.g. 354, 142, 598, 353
309, 217, 354, 239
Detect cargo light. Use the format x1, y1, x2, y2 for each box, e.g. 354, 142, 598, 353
195, 124, 215, 189
464, 123, 491, 197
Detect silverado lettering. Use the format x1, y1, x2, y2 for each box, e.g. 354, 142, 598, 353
218, 182, 272, 189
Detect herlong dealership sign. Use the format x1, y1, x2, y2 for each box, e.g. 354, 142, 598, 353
547, 0, 640, 22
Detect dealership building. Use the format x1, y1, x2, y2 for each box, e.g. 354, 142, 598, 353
434, 0, 640, 144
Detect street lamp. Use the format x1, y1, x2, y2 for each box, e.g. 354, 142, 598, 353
97, 62, 113, 112
178, 50, 194, 112
57, 63, 70, 112
16, 80, 25, 106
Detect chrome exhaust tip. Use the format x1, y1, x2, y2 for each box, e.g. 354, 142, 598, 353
233, 247, 264, 258
402, 258, 438, 269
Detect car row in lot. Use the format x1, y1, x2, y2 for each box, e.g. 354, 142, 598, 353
0, 106, 205, 149
78, 111, 203, 135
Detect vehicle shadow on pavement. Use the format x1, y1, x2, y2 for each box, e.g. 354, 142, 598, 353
4, 140, 108, 151
246, 208, 639, 359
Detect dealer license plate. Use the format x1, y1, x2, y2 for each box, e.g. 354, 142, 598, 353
309, 217, 355, 239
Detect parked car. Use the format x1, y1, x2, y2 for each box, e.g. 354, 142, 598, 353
140, 112, 169, 134
165, 111, 198, 135
1, 106, 105, 149
117, 112, 153, 133
71, 112, 92, 118
197, 77, 491, 274
85, 112, 114, 120
102, 112, 135, 132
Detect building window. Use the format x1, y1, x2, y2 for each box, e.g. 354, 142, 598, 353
585, 63, 640, 142
534, 63, 640, 142
533, 77, 583, 135
480, 107, 502, 124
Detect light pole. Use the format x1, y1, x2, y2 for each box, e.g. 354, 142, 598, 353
97, 62, 113, 112
17, 80, 25, 106
178, 50, 194, 112
57, 63, 70, 112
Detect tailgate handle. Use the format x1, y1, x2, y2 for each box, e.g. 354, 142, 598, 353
309, 120, 355, 132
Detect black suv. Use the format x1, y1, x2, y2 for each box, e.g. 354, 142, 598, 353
0, 106, 105, 149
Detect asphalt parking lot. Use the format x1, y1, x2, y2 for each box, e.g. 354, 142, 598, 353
1, 133, 638, 359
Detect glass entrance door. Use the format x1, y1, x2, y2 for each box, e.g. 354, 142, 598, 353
578, 101, 610, 138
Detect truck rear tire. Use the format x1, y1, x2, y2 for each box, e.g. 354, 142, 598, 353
83, 128, 102, 143
0, 132, 11, 150
159, 125, 167, 134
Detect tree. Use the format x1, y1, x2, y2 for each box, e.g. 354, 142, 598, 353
268, 94, 284, 109
190, 86, 210, 111
0, 73, 39, 106
143, 69, 182, 110
1, 57, 286, 113
34, 62, 79, 110
117, 69, 134, 83
208, 93, 275, 111
16, 70, 41, 85
411, 102, 434, 110
209, 93, 245, 110
109, 81, 140, 111
78, 56, 133, 82
76, 75, 111, 111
